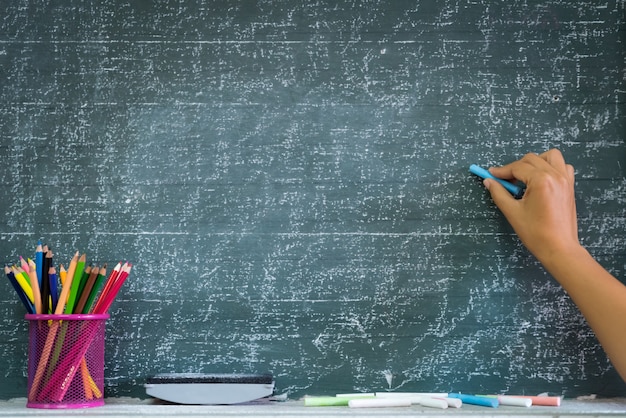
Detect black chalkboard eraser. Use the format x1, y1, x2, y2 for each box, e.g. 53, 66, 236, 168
145, 373, 275, 404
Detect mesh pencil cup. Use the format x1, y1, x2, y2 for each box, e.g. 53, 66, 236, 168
25, 314, 109, 409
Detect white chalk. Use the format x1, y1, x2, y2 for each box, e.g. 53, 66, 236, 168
410, 396, 448, 409
497, 395, 532, 407
376, 392, 449, 398
348, 398, 412, 408
442, 397, 463, 408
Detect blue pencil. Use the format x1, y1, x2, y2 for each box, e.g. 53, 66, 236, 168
49, 266, 58, 312
40, 248, 51, 313
4, 266, 34, 313
35, 241, 43, 287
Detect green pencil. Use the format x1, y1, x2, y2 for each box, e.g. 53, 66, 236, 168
84, 264, 107, 314
64, 253, 86, 314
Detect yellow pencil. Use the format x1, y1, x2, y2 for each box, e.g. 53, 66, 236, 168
10, 266, 34, 303
59, 264, 67, 286
57, 252, 79, 315
25, 259, 42, 315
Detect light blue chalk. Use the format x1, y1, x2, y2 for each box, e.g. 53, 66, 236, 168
469, 164, 524, 198
448, 393, 499, 408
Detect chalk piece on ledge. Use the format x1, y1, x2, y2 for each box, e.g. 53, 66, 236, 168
494, 395, 532, 407
145, 373, 274, 405
448, 393, 499, 408
349, 398, 412, 408
411, 396, 448, 409
304, 396, 375, 406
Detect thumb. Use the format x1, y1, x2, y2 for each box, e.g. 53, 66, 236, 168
484, 178, 519, 221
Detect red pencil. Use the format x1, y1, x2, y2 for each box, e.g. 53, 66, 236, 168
92, 262, 122, 313
95, 263, 131, 314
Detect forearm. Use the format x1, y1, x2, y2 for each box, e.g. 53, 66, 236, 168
484, 150, 626, 381
540, 245, 626, 381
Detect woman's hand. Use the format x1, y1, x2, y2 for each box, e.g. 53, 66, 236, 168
483, 149, 580, 265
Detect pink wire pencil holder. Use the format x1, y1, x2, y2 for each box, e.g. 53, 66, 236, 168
25, 314, 109, 409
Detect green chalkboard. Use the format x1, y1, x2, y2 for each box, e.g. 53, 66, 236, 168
0, 0, 625, 400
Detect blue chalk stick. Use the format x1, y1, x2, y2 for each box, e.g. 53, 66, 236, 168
469, 164, 524, 198
448, 393, 499, 408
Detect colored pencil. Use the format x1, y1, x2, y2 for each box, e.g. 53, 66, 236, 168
10, 265, 34, 304
65, 253, 86, 314
35, 242, 43, 287
84, 264, 107, 314
25, 259, 42, 314
59, 252, 79, 314
92, 262, 121, 313
48, 266, 58, 313
39, 251, 50, 314
59, 264, 67, 286
5, 266, 34, 313
19, 256, 30, 278
75, 266, 99, 315
95, 263, 132, 314
75, 265, 91, 311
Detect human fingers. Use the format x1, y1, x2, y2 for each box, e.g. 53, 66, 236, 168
566, 163, 575, 183
538, 148, 568, 174
527, 150, 575, 192
489, 150, 568, 185
483, 177, 522, 227
488, 155, 541, 185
